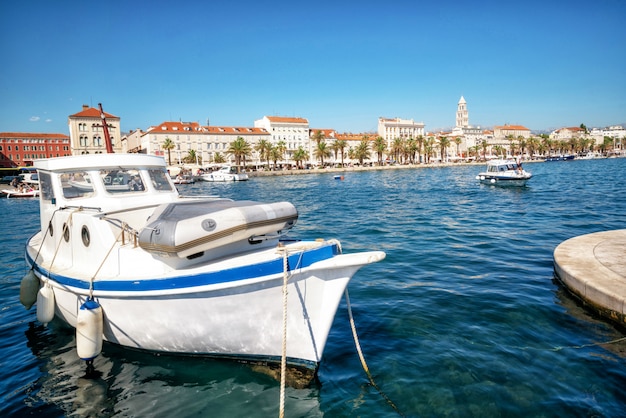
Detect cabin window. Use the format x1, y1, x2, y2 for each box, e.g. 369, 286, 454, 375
38, 171, 54, 201
99, 168, 145, 194
60, 171, 94, 199
148, 169, 173, 191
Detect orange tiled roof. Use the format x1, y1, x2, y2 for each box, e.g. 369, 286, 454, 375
0, 132, 69, 139
335, 132, 377, 141
146, 121, 203, 134
266, 116, 308, 124
494, 124, 529, 131
204, 126, 269, 135
69, 107, 118, 119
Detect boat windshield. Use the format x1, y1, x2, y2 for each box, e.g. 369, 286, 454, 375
148, 169, 173, 191
99, 168, 146, 194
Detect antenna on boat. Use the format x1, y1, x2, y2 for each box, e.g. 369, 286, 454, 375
98, 103, 114, 153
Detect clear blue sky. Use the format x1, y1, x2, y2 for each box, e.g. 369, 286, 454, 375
1, 0, 624, 135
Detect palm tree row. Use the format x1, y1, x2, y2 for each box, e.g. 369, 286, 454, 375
162, 132, 623, 169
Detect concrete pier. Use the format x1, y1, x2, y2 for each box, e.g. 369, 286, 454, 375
554, 229, 626, 328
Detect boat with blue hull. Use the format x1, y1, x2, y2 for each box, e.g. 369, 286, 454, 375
21, 153, 384, 379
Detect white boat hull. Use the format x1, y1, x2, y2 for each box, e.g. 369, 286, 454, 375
26, 236, 384, 370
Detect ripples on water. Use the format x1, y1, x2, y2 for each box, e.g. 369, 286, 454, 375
1, 158, 625, 417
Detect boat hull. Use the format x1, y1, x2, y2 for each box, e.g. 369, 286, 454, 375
26, 238, 384, 370
477, 175, 530, 187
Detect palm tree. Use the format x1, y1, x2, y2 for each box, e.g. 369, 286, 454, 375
255, 139, 272, 169
213, 152, 226, 164
269, 146, 282, 170
275, 141, 287, 165
454, 137, 462, 158
335, 139, 347, 167
183, 149, 200, 164
373, 136, 386, 166
162, 137, 175, 165
406, 137, 418, 164
391, 137, 404, 163
480, 139, 488, 160
311, 130, 325, 145
314, 141, 331, 167
227, 136, 252, 167
438, 136, 450, 163
416, 135, 424, 164
292, 146, 308, 169
353, 139, 371, 165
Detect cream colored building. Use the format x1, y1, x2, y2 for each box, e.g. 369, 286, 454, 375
140, 121, 270, 166
68, 105, 122, 154
254, 116, 310, 162
377, 117, 425, 149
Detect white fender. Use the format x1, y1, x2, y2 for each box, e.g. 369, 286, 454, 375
20, 270, 39, 309
76, 299, 103, 361
36, 284, 55, 325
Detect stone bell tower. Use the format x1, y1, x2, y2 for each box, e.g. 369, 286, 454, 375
456, 96, 469, 128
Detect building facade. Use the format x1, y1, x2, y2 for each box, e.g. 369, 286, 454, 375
0, 132, 71, 167
377, 117, 426, 149
254, 116, 310, 162
140, 121, 271, 166
68, 105, 122, 154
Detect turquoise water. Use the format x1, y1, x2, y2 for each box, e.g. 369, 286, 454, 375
1, 158, 625, 417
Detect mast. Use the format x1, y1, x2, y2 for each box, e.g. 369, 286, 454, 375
98, 103, 114, 153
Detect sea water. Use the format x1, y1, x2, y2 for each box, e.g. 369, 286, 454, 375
1, 158, 625, 417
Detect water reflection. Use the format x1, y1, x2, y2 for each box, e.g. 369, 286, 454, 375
24, 320, 324, 417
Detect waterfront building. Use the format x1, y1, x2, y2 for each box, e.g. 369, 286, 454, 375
140, 121, 270, 166
493, 124, 531, 140
254, 116, 310, 163
377, 117, 425, 150
549, 126, 585, 141
456, 96, 469, 128
121, 128, 145, 153
68, 105, 122, 154
0, 132, 70, 168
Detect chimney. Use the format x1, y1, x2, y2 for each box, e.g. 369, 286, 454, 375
82, 104, 89, 110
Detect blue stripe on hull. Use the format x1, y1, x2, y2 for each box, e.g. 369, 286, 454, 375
25, 241, 338, 292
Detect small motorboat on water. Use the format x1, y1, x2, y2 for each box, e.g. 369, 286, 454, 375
476, 159, 532, 187
20, 153, 384, 379
1, 187, 40, 198
200, 165, 249, 182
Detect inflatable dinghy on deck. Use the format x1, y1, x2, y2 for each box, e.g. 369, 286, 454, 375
138, 200, 298, 258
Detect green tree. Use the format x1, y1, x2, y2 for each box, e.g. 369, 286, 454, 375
334, 139, 347, 167
373, 136, 386, 166
227, 136, 252, 167
314, 141, 331, 167
438, 136, 450, 162
292, 146, 309, 169
213, 152, 226, 164
183, 149, 200, 164
162, 137, 175, 165
255, 139, 272, 169
353, 139, 371, 165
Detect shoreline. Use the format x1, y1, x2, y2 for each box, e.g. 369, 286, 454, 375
248, 160, 542, 177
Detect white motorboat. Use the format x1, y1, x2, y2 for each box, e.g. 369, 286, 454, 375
476, 159, 532, 187
1, 187, 40, 198
200, 165, 249, 182
21, 153, 384, 378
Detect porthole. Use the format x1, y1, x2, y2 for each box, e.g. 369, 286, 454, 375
63, 223, 70, 242
48, 221, 54, 237
81, 225, 90, 247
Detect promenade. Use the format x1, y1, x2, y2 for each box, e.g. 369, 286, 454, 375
554, 229, 626, 328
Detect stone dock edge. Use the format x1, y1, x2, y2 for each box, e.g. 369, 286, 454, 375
553, 229, 626, 328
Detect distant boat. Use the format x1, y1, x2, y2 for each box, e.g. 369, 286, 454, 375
1, 187, 40, 198
476, 159, 532, 187
200, 165, 249, 182
545, 155, 575, 162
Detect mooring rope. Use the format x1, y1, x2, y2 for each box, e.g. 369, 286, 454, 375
88, 228, 125, 298
278, 245, 290, 418
345, 289, 405, 417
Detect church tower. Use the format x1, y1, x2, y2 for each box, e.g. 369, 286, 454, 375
456, 96, 469, 128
